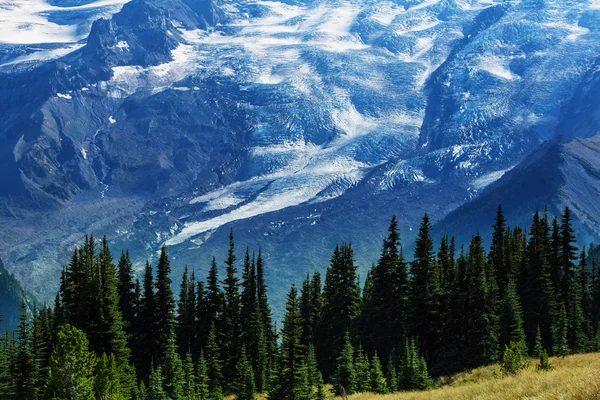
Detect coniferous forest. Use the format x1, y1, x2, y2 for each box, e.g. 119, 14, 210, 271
2, 205, 600, 399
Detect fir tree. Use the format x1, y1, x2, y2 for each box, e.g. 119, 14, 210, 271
155, 246, 176, 362
332, 332, 356, 396
499, 279, 526, 351
176, 266, 196, 357
369, 353, 386, 394
162, 331, 184, 400
205, 323, 224, 399
222, 230, 242, 387
553, 303, 570, 357
353, 346, 370, 393
317, 243, 361, 379
15, 300, 36, 400
182, 353, 196, 400
116, 250, 136, 337
148, 364, 166, 400
409, 214, 440, 363
234, 347, 256, 400
362, 216, 408, 365
138, 261, 157, 378
196, 351, 210, 400
269, 285, 305, 400
95, 353, 124, 400
386, 354, 397, 393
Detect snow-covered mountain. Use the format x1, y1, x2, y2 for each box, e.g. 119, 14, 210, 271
2, 0, 600, 310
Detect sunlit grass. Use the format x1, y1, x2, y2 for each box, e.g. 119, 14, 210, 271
340, 353, 600, 400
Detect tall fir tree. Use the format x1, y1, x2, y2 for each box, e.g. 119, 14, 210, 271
409, 214, 441, 363
222, 230, 242, 389
362, 216, 408, 364
116, 250, 136, 338
270, 285, 306, 400
155, 246, 177, 362
317, 243, 361, 379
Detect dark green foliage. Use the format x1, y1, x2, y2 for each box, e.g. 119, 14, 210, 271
116, 251, 136, 339
553, 303, 570, 357
362, 216, 409, 365
196, 351, 210, 400
234, 347, 256, 400
222, 230, 242, 387
6, 205, 600, 399
182, 353, 196, 400
332, 332, 355, 396
409, 214, 442, 364
353, 346, 370, 392
15, 300, 36, 400
317, 243, 361, 379
399, 339, 431, 391
269, 285, 306, 400
205, 323, 224, 399
155, 246, 176, 362
176, 266, 196, 358
385, 354, 397, 393
369, 353, 386, 394
499, 279, 526, 350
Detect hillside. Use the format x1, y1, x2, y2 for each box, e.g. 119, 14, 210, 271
436, 134, 600, 247
0, 257, 30, 331
342, 353, 600, 400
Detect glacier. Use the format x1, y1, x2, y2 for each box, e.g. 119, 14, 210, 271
1, 0, 600, 315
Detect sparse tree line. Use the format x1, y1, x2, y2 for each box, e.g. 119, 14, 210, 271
1, 205, 600, 399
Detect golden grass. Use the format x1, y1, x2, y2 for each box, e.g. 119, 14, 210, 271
342, 353, 600, 400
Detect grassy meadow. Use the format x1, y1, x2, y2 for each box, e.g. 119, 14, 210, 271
227, 352, 600, 400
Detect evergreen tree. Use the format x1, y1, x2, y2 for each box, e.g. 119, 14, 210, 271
464, 235, 499, 366
155, 246, 176, 362
15, 300, 36, 400
44, 325, 96, 400
353, 346, 370, 393
332, 332, 356, 396
234, 347, 256, 400
490, 205, 509, 292
499, 279, 526, 350
176, 266, 196, 357
269, 286, 305, 400
520, 212, 555, 355
386, 354, 397, 393
196, 351, 210, 400
182, 353, 197, 400
362, 216, 408, 364
148, 364, 166, 400
205, 323, 224, 399
306, 343, 320, 389
553, 303, 570, 357
369, 353, 386, 394
95, 353, 124, 400
533, 325, 543, 358
116, 251, 136, 338
162, 332, 184, 400
222, 230, 242, 387
409, 214, 441, 363
138, 261, 157, 378
317, 243, 361, 379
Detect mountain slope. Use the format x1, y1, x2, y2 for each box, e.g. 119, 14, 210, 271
436, 134, 600, 246
2, 0, 600, 311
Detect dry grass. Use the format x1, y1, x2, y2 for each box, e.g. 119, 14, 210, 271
342, 353, 600, 400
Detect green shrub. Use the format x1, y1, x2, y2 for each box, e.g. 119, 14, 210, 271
501, 341, 529, 375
